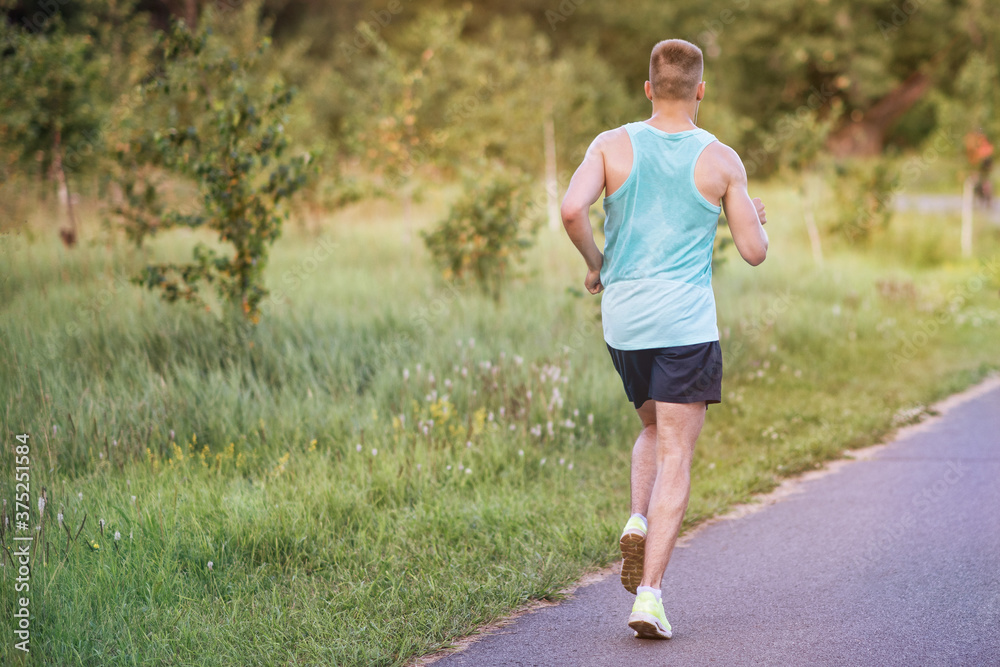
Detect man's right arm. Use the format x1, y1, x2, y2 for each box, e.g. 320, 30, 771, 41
719, 145, 768, 266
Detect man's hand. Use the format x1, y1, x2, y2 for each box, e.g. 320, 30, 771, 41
754, 197, 767, 225
585, 257, 604, 294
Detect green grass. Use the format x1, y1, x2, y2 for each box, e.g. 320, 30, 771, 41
1, 185, 999, 665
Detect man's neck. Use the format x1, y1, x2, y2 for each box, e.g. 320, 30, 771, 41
645, 101, 700, 133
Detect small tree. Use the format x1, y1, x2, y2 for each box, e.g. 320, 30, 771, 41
0, 15, 106, 245
113, 13, 311, 321
422, 172, 542, 301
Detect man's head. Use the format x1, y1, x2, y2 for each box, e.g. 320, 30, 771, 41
647, 39, 704, 102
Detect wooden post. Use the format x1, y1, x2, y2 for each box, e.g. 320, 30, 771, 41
544, 107, 560, 231
802, 177, 823, 266
961, 176, 973, 258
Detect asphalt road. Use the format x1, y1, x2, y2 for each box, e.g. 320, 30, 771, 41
433, 379, 1000, 667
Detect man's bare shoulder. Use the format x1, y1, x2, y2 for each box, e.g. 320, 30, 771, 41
589, 126, 629, 156
701, 140, 744, 174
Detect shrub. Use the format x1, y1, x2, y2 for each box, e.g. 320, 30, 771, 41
422, 173, 542, 301
112, 12, 311, 322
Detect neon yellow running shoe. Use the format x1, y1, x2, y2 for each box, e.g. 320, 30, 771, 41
619, 515, 646, 594
628, 591, 672, 639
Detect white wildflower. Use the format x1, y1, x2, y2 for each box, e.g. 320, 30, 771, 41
465, 468, 472, 475
356, 444, 362, 452
518, 449, 524, 456
540, 458, 546, 466
514, 355, 523, 365
371, 448, 378, 456
487, 411, 494, 422
466, 441, 472, 448
403, 368, 410, 381
587, 413, 594, 426
38, 497, 45, 515
114, 531, 121, 541
468, 337, 475, 348
207, 561, 213, 571
567, 463, 574, 470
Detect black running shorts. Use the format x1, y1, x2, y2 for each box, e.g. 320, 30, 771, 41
606, 340, 723, 409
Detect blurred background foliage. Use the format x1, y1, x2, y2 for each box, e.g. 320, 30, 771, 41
1, 0, 999, 243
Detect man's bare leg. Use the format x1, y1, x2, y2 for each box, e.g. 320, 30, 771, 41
639, 400, 706, 590
620, 400, 659, 594
630, 400, 658, 515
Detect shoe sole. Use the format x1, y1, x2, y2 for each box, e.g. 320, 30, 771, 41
619, 530, 645, 595
628, 611, 672, 639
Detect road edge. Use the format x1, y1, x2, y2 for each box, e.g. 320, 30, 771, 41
411, 372, 1000, 666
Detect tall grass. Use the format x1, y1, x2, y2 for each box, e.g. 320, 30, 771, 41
1, 185, 998, 665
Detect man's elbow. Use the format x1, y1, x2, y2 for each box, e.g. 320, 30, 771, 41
560, 199, 586, 228
744, 243, 767, 266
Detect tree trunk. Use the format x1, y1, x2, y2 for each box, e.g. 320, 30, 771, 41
827, 71, 933, 157
52, 129, 79, 248
543, 107, 560, 231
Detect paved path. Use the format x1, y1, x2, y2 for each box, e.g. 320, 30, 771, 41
433, 378, 1000, 667
894, 193, 1000, 224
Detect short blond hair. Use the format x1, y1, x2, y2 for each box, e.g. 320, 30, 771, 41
649, 39, 704, 101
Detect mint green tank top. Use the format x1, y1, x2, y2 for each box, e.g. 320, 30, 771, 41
599, 122, 721, 350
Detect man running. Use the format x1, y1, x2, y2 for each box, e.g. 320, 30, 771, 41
560, 38, 769, 640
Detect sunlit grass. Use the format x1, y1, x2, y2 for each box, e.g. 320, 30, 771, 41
1, 187, 998, 665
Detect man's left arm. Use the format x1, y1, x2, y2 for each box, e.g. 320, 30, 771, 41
561, 135, 607, 294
